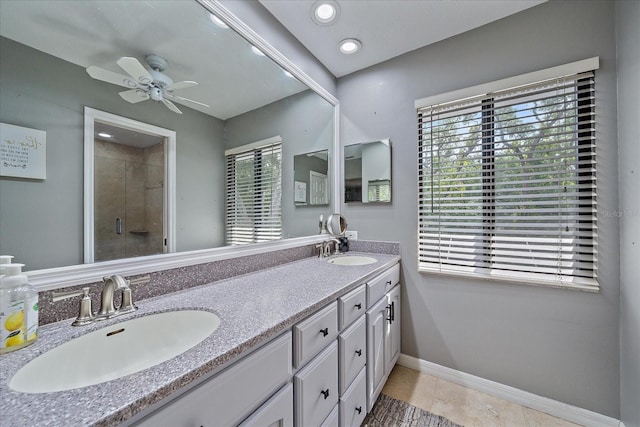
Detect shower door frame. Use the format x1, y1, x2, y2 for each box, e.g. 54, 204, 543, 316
83, 107, 176, 264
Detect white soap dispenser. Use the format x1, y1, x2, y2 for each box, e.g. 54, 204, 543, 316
0, 263, 38, 353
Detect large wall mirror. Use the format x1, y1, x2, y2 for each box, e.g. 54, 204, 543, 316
0, 0, 336, 274
344, 139, 391, 203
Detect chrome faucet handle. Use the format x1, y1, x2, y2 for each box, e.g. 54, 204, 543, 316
118, 286, 138, 314
72, 287, 94, 326
331, 238, 342, 255
323, 241, 332, 257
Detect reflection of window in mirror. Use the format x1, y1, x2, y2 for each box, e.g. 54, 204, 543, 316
293, 150, 329, 207
344, 139, 391, 203
225, 136, 282, 245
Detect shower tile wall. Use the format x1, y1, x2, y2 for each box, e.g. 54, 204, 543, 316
94, 140, 164, 261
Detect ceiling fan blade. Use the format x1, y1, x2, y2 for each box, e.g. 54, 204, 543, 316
162, 99, 182, 114
86, 66, 139, 88
166, 94, 210, 108
119, 89, 150, 104
116, 57, 154, 85
164, 81, 198, 92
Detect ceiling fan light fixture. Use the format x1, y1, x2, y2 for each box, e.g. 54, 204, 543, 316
311, 0, 339, 26
149, 87, 163, 102
339, 38, 361, 54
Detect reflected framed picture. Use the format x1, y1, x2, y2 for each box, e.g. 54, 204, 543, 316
294, 180, 307, 204
0, 123, 47, 179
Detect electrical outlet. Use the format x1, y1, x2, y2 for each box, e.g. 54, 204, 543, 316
345, 230, 358, 240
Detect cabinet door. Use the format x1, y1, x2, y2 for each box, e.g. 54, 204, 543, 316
338, 315, 366, 395
238, 383, 293, 427
339, 368, 366, 427
294, 341, 339, 427
366, 296, 388, 412
320, 404, 339, 427
135, 333, 292, 427
293, 302, 338, 368
385, 285, 401, 374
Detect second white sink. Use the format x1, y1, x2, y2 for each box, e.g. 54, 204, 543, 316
9, 310, 220, 394
327, 255, 377, 266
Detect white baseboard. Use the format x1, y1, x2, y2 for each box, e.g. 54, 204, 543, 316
398, 353, 622, 427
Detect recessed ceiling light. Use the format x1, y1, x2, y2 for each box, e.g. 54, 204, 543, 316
311, 0, 339, 26
97, 132, 113, 138
251, 45, 265, 56
339, 38, 361, 54
209, 13, 228, 29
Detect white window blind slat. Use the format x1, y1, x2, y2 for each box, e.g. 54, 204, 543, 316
417, 70, 598, 289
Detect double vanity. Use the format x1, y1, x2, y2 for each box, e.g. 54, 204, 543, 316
0, 248, 401, 426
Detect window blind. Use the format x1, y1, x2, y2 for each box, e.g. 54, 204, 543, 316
225, 141, 282, 245
417, 72, 597, 289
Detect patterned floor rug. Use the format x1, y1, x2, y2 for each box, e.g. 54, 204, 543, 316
362, 393, 464, 427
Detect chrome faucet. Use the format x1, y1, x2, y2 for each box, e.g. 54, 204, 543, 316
316, 239, 341, 258
328, 239, 341, 256
96, 275, 138, 320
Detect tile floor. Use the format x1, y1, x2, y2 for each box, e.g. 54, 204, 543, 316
381, 365, 584, 427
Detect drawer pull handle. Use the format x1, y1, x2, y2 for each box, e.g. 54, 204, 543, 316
355, 349, 362, 357
356, 406, 362, 414
386, 280, 392, 285
321, 389, 330, 399
355, 303, 362, 310
320, 327, 329, 337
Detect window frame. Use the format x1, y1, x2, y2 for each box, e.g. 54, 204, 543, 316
225, 136, 283, 246
415, 58, 600, 291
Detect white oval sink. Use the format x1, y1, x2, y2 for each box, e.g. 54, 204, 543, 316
9, 310, 220, 394
327, 255, 377, 266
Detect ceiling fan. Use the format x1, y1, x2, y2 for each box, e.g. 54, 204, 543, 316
86, 54, 209, 114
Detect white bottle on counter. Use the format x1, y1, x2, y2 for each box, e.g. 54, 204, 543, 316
0, 263, 38, 353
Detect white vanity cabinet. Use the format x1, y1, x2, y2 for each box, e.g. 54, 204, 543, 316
128, 261, 400, 427
365, 264, 401, 411
133, 332, 292, 427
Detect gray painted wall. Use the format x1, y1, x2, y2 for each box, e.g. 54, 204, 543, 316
338, 1, 621, 417
0, 37, 226, 270
225, 89, 335, 239
616, 1, 640, 426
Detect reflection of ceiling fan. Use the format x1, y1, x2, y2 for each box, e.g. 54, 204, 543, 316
86, 54, 209, 114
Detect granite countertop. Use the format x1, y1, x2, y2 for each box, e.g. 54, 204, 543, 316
0, 251, 400, 427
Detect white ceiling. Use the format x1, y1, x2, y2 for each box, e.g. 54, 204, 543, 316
0, 0, 308, 120
259, 0, 546, 77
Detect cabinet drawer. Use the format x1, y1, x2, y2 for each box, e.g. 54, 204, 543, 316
338, 315, 366, 395
338, 285, 366, 330
321, 404, 339, 427
294, 341, 338, 427
135, 332, 292, 427
238, 383, 293, 427
367, 263, 399, 307
293, 301, 338, 367
339, 368, 367, 427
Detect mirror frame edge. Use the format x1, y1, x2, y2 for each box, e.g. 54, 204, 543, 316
27, 0, 341, 291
